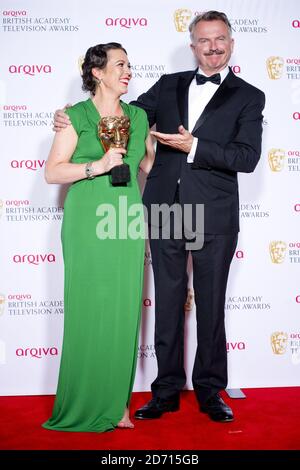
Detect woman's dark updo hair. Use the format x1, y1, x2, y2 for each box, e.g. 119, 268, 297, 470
81, 42, 127, 95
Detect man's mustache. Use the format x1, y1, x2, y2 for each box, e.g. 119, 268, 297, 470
204, 49, 224, 56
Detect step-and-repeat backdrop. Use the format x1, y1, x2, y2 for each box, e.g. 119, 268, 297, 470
0, 0, 299, 395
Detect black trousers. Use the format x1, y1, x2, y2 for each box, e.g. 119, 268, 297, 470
149, 196, 237, 404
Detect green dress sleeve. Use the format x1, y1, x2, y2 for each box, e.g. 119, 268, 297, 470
65, 103, 83, 135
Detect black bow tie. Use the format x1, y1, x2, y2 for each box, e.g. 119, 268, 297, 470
196, 73, 221, 85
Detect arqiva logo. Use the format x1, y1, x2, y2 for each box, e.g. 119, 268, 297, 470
3, 105, 27, 111
3, 11, 27, 16
13, 254, 56, 265
231, 65, 241, 73
227, 341, 246, 352
11, 159, 46, 170
105, 17, 148, 28
8, 65, 52, 76
16, 347, 58, 359
294, 204, 300, 212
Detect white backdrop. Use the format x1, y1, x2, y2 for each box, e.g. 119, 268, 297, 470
0, 0, 299, 395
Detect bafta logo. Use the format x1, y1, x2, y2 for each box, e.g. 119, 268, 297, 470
184, 288, 194, 312
268, 148, 285, 172
0, 294, 5, 316
271, 331, 288, 355
266, 56, 284, 80
269, 241, 287, 264
174, 8, 192, 32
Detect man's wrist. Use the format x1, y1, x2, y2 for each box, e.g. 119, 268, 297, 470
187, 137, 198, 163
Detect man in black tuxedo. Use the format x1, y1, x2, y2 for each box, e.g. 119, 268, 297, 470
53, 11, 265, 423
131, 10, 265, 423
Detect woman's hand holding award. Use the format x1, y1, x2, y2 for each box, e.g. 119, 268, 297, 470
98, 116, 131, 186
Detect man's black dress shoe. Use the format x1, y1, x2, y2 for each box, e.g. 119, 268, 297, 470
200, 393, 234, 423
134, 397, 180, 420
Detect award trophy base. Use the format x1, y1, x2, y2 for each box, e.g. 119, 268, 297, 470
110, 163, 131, 186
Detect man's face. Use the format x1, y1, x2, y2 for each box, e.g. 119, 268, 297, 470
98, 116, 130, 152
190, 20, 234, 75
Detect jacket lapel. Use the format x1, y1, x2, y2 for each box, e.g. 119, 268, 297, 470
176, 71, 195, 129
192, 68, 240, 134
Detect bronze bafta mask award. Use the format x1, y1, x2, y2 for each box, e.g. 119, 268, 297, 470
98, 116, 131, 185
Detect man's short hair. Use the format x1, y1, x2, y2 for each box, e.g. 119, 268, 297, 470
189, 10, 232, 41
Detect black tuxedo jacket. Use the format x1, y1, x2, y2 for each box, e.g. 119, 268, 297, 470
131, 68, 265, 234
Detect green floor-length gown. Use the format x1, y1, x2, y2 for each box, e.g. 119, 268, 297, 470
43, 99, 148, 432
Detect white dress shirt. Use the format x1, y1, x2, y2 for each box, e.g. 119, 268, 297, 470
187, 66, 229, 163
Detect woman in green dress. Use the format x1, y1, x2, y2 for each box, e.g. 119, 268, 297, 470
42, 43, 154, 432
